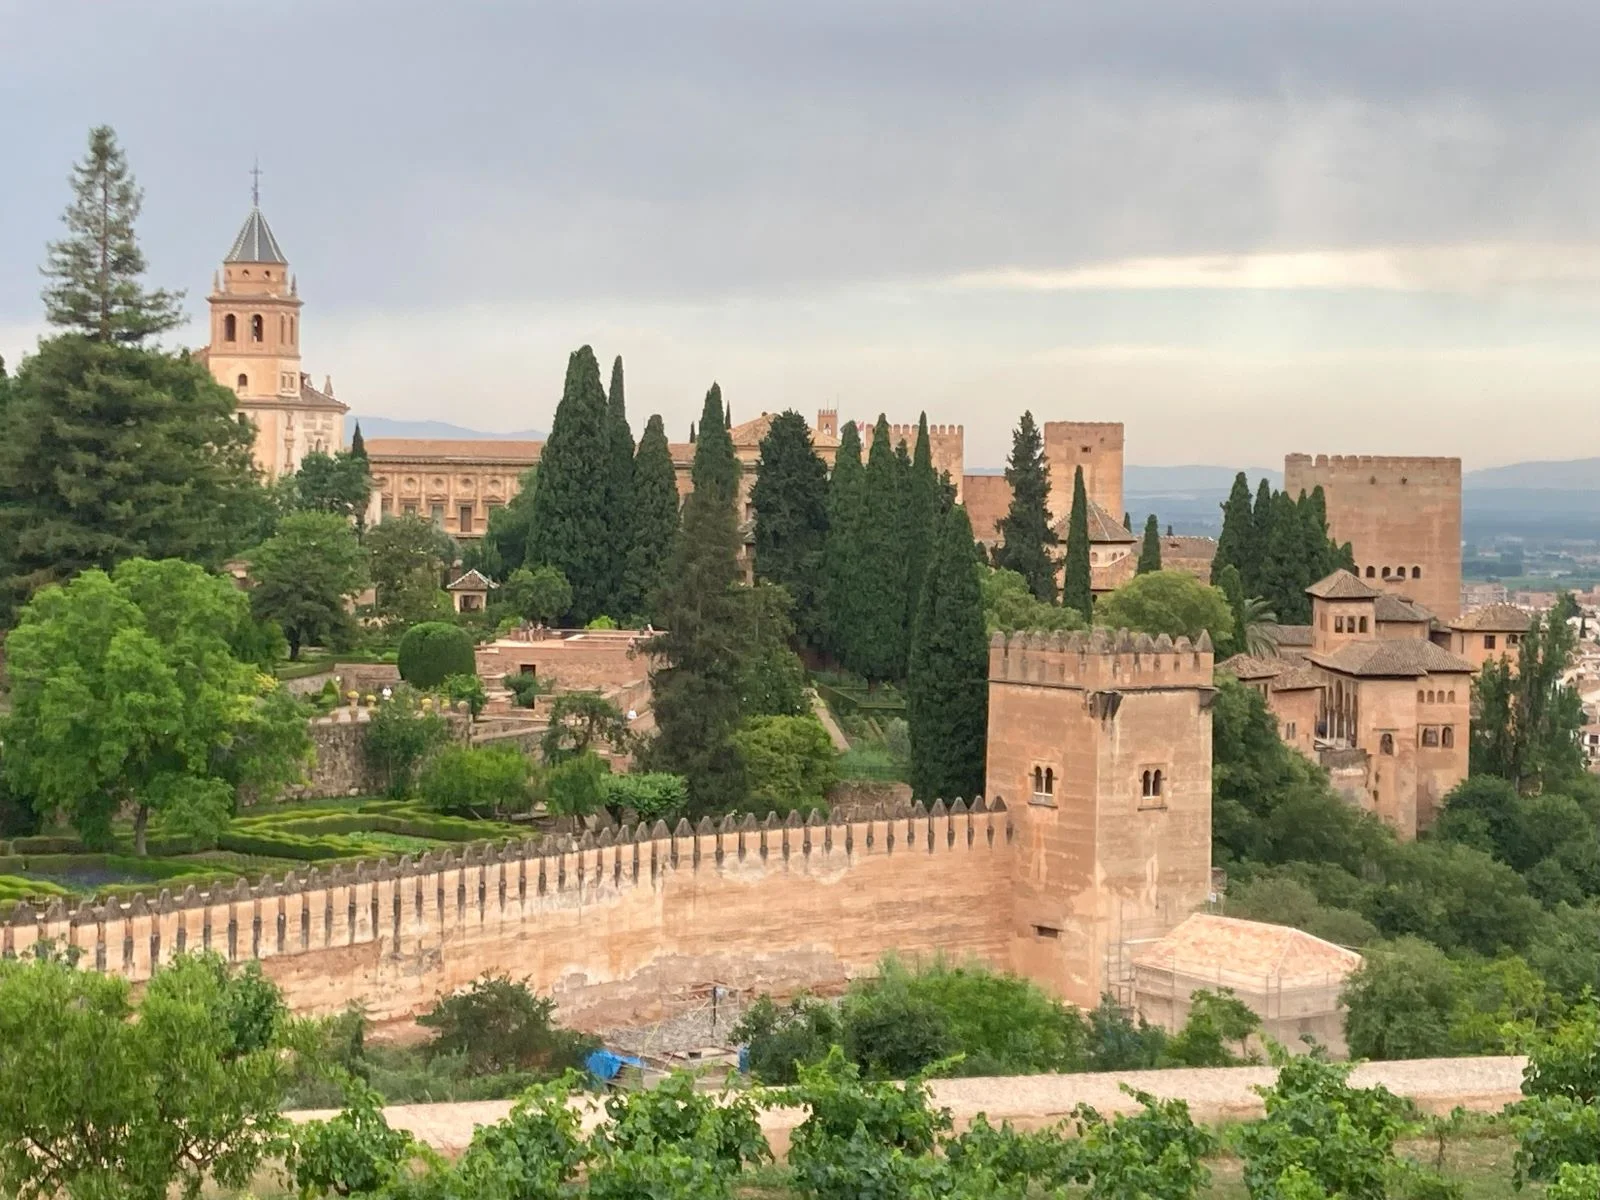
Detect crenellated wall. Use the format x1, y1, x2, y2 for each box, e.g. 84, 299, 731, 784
5, 804, 1015, 1029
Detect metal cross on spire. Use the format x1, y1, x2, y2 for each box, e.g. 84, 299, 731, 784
250, 159, 262, 208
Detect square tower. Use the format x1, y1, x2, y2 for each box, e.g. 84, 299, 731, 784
1043, 422, 1124, 527
986, 628, 1214, 1009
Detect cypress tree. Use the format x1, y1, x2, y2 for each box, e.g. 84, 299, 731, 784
902, 415, 941, 663
646, 384, 746, 813
907, 504, 989, 803
1250, 478, 1275, 596
1214, 564, 1248, 659
621, 414, 679, 621
1259, 490, 1311, 623
41, 126, 183, 344
855, 415, 910, 681
1061, 466, 1093, 621
1123, 511, 1133, 532
349, 422, 367, 460
821, 422, 867, 666
1214, 472, 1253, 588
603, 355, 635, 614
1137, 515, 1162, 574
527, 346, 614, 624
994, 411, 1057, 603
750, 410, 830, 645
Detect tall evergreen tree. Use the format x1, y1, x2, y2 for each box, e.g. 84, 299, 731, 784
1214, 472, 1255, 591
994, 411, 1057, 603
646, 385, 746, 813
349, 422, 367, 460
1214, 563, 1248, 659
603, 355, 635, 614
526, 346, 613, 624
41, 126, 183, 344
821, 422, 868, 666
1123, 511, 1133, 532
1061, 466, 1093, 621
750, 411, 830, 645
907, 505, 988, 802
854, 416, 910, 681
901, 415, 942, 660
1258, 490, 1311, 623
1250, 478, 1275, 596
1137, 515, 1162, 574
621, 415, 678, 621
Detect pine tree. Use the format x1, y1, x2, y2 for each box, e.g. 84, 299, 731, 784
1213, 472, 1255, 592
349, 422, 367, 460
527, 346, 614, 624
1061, 466, 1093, 621
821, 422, 867, 666
621, 415, 679, 621
854, 415, 910, 681
41, 126, 183, 344
750, 411, 830, 645
1137, 515, 1162, 574
907, 504, 989, 802
603, 355, 635, 614
1250, 478, 1275, 596
902, 416, 941, 648
994, 411, 1057, 602
645, 385, 746, 813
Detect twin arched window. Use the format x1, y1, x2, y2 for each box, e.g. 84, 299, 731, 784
1140, 769, 1164, 798
1031, 766, 1055, 797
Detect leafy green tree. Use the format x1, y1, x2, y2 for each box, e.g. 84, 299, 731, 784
0, 337, 259, 613
903, 415, 944, 652
0, 951, 292, 1200
3, 558, 308, 853
467, 466, 537, 579
40, 125, 183, 343
501, 564, 572, 625
854, 416, 911, 681
541, 691, 630, 763
1085, 995, 1168, 1071
396, 621, 475, 688
364, 686, 450, 797
1136, 514, 1162, 574
994, 411, 1057, 603
1061, 466, 1093, 621
982, 566, 1086, 636
289, 1078, 415, 1200
417, 973, 594, 1077
646, 385, 747, 813
732, 715, 837, 815
1095, 570, 1233, 645
1214, 473, 1257, 593
1073, 1093, 1216, 1200
820, 421, 869, 666
734, 582, 810, 719
731, 995, 844, 1085
543, 750, 610, 817
1160, 989, 1260, 1067
1341, 936, 1459, 1061
418, 745, 530, 817
247, 511, 367, 659
600, 772, 689, 822
1473, 595, 1585, 791
291, 451, 372, 528
750, 411, 830, 645
907, 505, 988, 803
365, 513, 455, 626
622, 415, 679, 621
526, 346, 614, 623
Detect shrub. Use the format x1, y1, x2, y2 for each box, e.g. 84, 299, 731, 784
441, 673, 487, 718
732, 715, 837, 816
540, 691, 629, 764
600, 772, 688, 822
289, 1079, 415, 1199
1073, 1092, 1216, 1200
418, 746, 531, 818
733, 995, 843, 1085
1522, 997, 1600, 1103
1511, 1096, 1600, 1188
542, 751, 609, 817
1160, 988, 1260, 1067
585, 615, 617, 630
364, 686, 451, 798
416, 973, 594, 1077
502, 672, 548, 708
590, 1070, 769, 1185
396, 622, 475, 689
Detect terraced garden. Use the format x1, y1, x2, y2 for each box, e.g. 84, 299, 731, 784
0, 799, 529, 908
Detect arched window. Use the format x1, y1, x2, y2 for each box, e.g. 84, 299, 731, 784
1422, 727, 1440, 747
1152, 769, 1163, 796
1380, 733, 1395, 755
1359, 617, 1368, 633
1044, 767, 1054, 794
1412, 566, 1422, 579
1417, 689, 1425, 702
1140, 770, 1152, 797
1365, 566, 1376, 578
1427, 690, 1435, 703
279, 315, 286, 342
1442, 726, 1455, 748
1032, 766, 1045, 795
1447, 690, 1455, 703
1335, 616, 1345, 633
250, 314, 264, 342
1382, 566, 1391, 579
235, 373, 247, 392
223, 313, 237, 342
289, 316, 296, 344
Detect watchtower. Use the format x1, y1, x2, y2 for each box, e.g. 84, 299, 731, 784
986, 628, 1215, 1008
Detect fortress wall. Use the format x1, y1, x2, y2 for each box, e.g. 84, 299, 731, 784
1285, 454, 1462, 620
7, 806, 1014, 1029
860, 421, 966, 503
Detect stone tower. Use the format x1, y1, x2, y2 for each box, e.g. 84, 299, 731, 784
1043, 421, 1123, 527
205, 197, 346, 477
986, 628, 1215, 1008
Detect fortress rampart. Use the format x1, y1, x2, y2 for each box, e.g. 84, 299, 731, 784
6, 804, 1015, 1028
988, 629, 1214, 691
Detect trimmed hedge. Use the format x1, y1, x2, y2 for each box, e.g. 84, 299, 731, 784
8, 835, 87, 855
397, 623, 476, 689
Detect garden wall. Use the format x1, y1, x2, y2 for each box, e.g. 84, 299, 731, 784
6, 801, 1015, 1029
284, 711, 472, 801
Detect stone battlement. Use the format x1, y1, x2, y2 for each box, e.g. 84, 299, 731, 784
988, 628, 1214, 690
862, 421, 963, 439
1286, 453, 1461, 483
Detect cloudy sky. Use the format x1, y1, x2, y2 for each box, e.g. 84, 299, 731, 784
4, 0, 1600, 468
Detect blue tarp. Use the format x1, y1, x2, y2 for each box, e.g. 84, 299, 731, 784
585, 1048, 647, 1082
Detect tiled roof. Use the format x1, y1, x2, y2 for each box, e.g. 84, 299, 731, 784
1272, 666, 1325, 691
1132, 914, 1363, 986
1306, 569, 1379, 600
1217, 653, 1285, 681
299, 378, 348, 414
446, 569, 497, 592
1265, 623, 1313, 647
363, 438, 543, 464
1452, 603, 1533, 632
1161, 535, 1218, 564
1311, 638, 1474, 678
225, 207, 287, 264
1373, 594, 1432, 623
1054, 498, 1138, 544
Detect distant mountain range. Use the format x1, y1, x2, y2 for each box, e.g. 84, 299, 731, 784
1463, 459, 1600, 490
345, 416, 545, 441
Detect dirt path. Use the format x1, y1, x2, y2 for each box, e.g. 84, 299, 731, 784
288, 1055, 1528, 1157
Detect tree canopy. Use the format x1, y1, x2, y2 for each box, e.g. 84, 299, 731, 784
365, 513, 455, 627
750, 411, 830, 647
1095, 570, 1233, 646
247, 511, 368, 660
